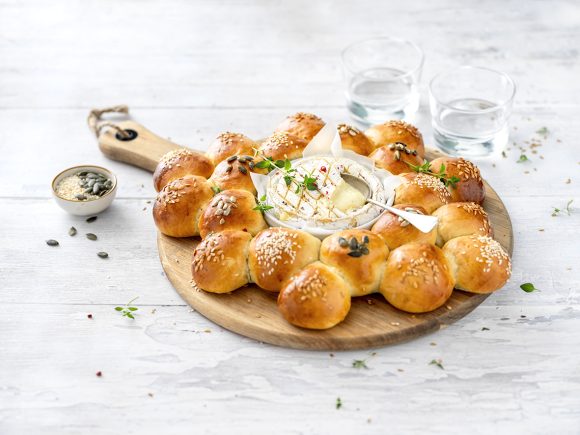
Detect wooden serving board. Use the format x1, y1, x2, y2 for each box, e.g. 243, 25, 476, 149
95, 118, 513, 350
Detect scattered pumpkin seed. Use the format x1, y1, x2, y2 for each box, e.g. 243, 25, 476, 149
97, 252, 109, 259
338, 237, 349, 248
46, 239, 59, 246
69, 226, 77, 236
86, 233, 97, 241
239, 166, 248, 175
86, 216, 97, 223
227, 155, 238, 163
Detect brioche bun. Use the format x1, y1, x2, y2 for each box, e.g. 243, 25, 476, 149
365, 120, 425, 157
337, 124, 374, 156
192, 230, 252, 293
430, 157, 485, 204
443, 235, 511, 294
394, 172, 451, 213
153, 148, 214, 192
153, 176, 214, 237
319, 229, 388, 297
278, 262, 352, 329
433, 202, 492, 246
380, 243, 454, 313
206, 132, 258, 165
369, 143, 424, 175
372, 204, 437, 250
198, 189, 267, 239
248, 227, 321, 292
275, 112, 325, 142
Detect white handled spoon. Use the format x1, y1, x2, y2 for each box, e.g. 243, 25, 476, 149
341, 174, 438, 233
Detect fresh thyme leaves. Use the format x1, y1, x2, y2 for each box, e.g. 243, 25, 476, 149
211, 186, 222, 194
405, 161, 460, 188
114, 297, 139, 319
517, 154, 529, 163
429, 359, 444, 370
536, 127, 549, 136
254, 148, 318, 193
339, 235, 370, 257
336, 397, 342, 409
520, 283, 539, 293
552, 200, 574, 216
253, 194, 274, 212
352, 359, 369, 369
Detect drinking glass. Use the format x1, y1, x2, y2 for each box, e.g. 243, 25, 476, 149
342, 37, 424, 125
429, 66, 516, 157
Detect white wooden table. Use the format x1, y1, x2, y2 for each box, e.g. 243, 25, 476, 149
1, 1, 579, 433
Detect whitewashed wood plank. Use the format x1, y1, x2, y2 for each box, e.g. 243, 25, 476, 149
0, 303, 578, 435
0, 1, 579, 108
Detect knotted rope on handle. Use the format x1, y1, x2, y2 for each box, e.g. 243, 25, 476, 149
88, 105, 130, 138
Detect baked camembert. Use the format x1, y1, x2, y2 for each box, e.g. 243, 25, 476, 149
266, 156, 386, 231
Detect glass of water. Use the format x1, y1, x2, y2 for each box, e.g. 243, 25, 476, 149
342, 37, 424, 125
429, 66, 516, 157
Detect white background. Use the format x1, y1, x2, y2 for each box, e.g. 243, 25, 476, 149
1, 0, 579, 434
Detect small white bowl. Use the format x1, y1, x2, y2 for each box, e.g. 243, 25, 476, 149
51, 165, 118, 216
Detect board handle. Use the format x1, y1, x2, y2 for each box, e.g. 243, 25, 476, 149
89, 106, 182, 172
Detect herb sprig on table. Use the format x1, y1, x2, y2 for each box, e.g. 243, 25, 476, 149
429, 359, 444, 370
405, 161, 461, 188
115, 297, 139, 319
352, 359, 369, 369
520, 283, 539, 293
254, 149, 318, 193
552, 199, 574, 217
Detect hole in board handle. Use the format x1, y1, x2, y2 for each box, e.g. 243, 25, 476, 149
116, 129, 138, 141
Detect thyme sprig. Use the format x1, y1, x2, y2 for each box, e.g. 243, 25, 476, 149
405, 161, 461, 188
115, 297, 139, 319
551, 199, 574, 217
253, 194, 274, 212
253, 149, 318, 193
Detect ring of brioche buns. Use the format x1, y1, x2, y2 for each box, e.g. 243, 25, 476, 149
153, 112, 512, 330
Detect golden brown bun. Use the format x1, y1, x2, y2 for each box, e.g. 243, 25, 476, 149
394, 172, 451, 213
443, 235, 511, 294
198, 189, 268, 239
429, 157, 485, 204
258, 132, 308, 161
371, 204, 437, 250
365, 120, 425, 157
278, 262, 352, 329
433, 202, 492, 246
274, 112, 325, 142
192, 230, 252, 293
153, 148, 215, 192
206, 132, 258, 166
153, 176, 214, 237
380, 243, 454, 313
319, 229, 389, 297
248, 227, 321, 292
208, 155, 267, 195
369, 143, 424, 175
337, 124, 374, 156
